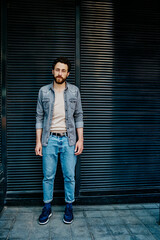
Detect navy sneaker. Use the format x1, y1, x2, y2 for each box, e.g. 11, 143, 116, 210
39, 205, 52, 225
63, 203, 73, 224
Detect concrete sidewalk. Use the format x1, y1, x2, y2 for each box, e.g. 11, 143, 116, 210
1, 203, 160, 240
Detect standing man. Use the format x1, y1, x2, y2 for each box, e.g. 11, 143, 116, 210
35, 57, 83, 225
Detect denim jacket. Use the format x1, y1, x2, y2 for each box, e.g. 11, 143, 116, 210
36, 82, 83, 146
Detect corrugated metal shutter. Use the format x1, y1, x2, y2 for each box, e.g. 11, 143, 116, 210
80, 0, 160, 196
5, 0, 160, 203
7, 0, 76, 200
0, 1, 2, 170
0, 0, 4, 210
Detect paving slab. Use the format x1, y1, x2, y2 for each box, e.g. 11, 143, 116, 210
93, 236, 114, 240
127, 224, 151, 235
113, 204, 129, 210
137, 215, 157, 225
117, 209, 134, 217
86, 217, 111, 239
146, 224, 160, 235
105, 216, 126, 225
102, 210, 120, 217
133, 234, 156, 240
147, 208, 159, 217
0, 219, 14, 229
114, 236, 135, 240
143, 203, 158, 209
121, 215, 144, 225
0, 204, 160, 240
50, 218, 72, 239
109, 225, 129, 235
71, 218, 92, 239
127, 204, 145, 210
84, 210, 103, 218
134, 209, 152, 217
152, 234, 160, 240
0, 229, 10, 239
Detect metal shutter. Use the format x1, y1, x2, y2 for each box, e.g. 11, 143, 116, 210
80, 0, 160, 198
4, 0, 160, 204
0, 0, 4, 210
0, 0, 2, 181
0, 0, 7, 210
7, 0, 76, 201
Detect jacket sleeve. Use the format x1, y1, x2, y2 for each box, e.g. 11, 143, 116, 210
36, 88, 44, 129
74, 88, 84, 128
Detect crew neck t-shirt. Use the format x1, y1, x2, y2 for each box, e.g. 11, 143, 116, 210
50, 89, 66, 133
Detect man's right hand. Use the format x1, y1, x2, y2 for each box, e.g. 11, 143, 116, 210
35, 142, 43, 156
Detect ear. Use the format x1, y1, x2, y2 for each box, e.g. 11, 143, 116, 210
52, 69, 54, 75
67, 72, 70, 77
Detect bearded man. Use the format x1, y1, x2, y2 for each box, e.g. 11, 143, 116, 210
35, 57, 83, 225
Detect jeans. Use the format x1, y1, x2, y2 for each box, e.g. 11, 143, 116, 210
42, 135, 77, 203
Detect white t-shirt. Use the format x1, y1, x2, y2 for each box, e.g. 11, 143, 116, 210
50, 89, 66, 133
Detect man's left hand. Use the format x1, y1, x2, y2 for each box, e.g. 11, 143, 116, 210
74, 140, 83, 155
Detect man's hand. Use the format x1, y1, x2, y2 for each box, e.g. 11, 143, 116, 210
35, 142, 43, 156
74, 140, 83, 155
35, 129, 43, 156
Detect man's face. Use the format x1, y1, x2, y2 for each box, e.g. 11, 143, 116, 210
52, 62, 70, 84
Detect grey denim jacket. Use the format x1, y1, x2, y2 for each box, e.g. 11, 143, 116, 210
36, 82, 83, 146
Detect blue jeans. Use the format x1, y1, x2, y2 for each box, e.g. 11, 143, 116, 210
42, 135, 77, 203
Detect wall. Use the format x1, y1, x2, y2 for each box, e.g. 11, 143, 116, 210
1, 0, 160, 205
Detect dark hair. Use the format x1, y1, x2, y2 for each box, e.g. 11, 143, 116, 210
52, 57, 71, 72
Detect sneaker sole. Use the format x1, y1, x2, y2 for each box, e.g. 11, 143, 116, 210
39, 213, 52, 225
63, 218, 73, 224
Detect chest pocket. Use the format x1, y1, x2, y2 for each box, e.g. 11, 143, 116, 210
69, 98, 77, 110
42, 98, 50, 110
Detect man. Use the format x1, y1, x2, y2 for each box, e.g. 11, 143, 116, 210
35, 57, 83, 225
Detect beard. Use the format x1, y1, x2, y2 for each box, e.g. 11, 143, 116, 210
53, 75, 67, 85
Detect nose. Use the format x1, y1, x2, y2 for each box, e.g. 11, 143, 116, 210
59, 71, 62, 76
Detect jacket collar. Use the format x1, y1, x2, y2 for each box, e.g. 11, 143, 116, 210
49, 81, 68, 91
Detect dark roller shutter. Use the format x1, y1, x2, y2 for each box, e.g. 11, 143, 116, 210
80, 0, 160, 198
5, 0, 160, 204
0, 0, 7, 210
7, 0, 76, 201
0, 0, 4, 210
0, 0, 2, 182
0, 0, 1, 172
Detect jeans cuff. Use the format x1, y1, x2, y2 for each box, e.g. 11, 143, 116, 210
43, 199, 52, 204
65, 199, 75, 204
